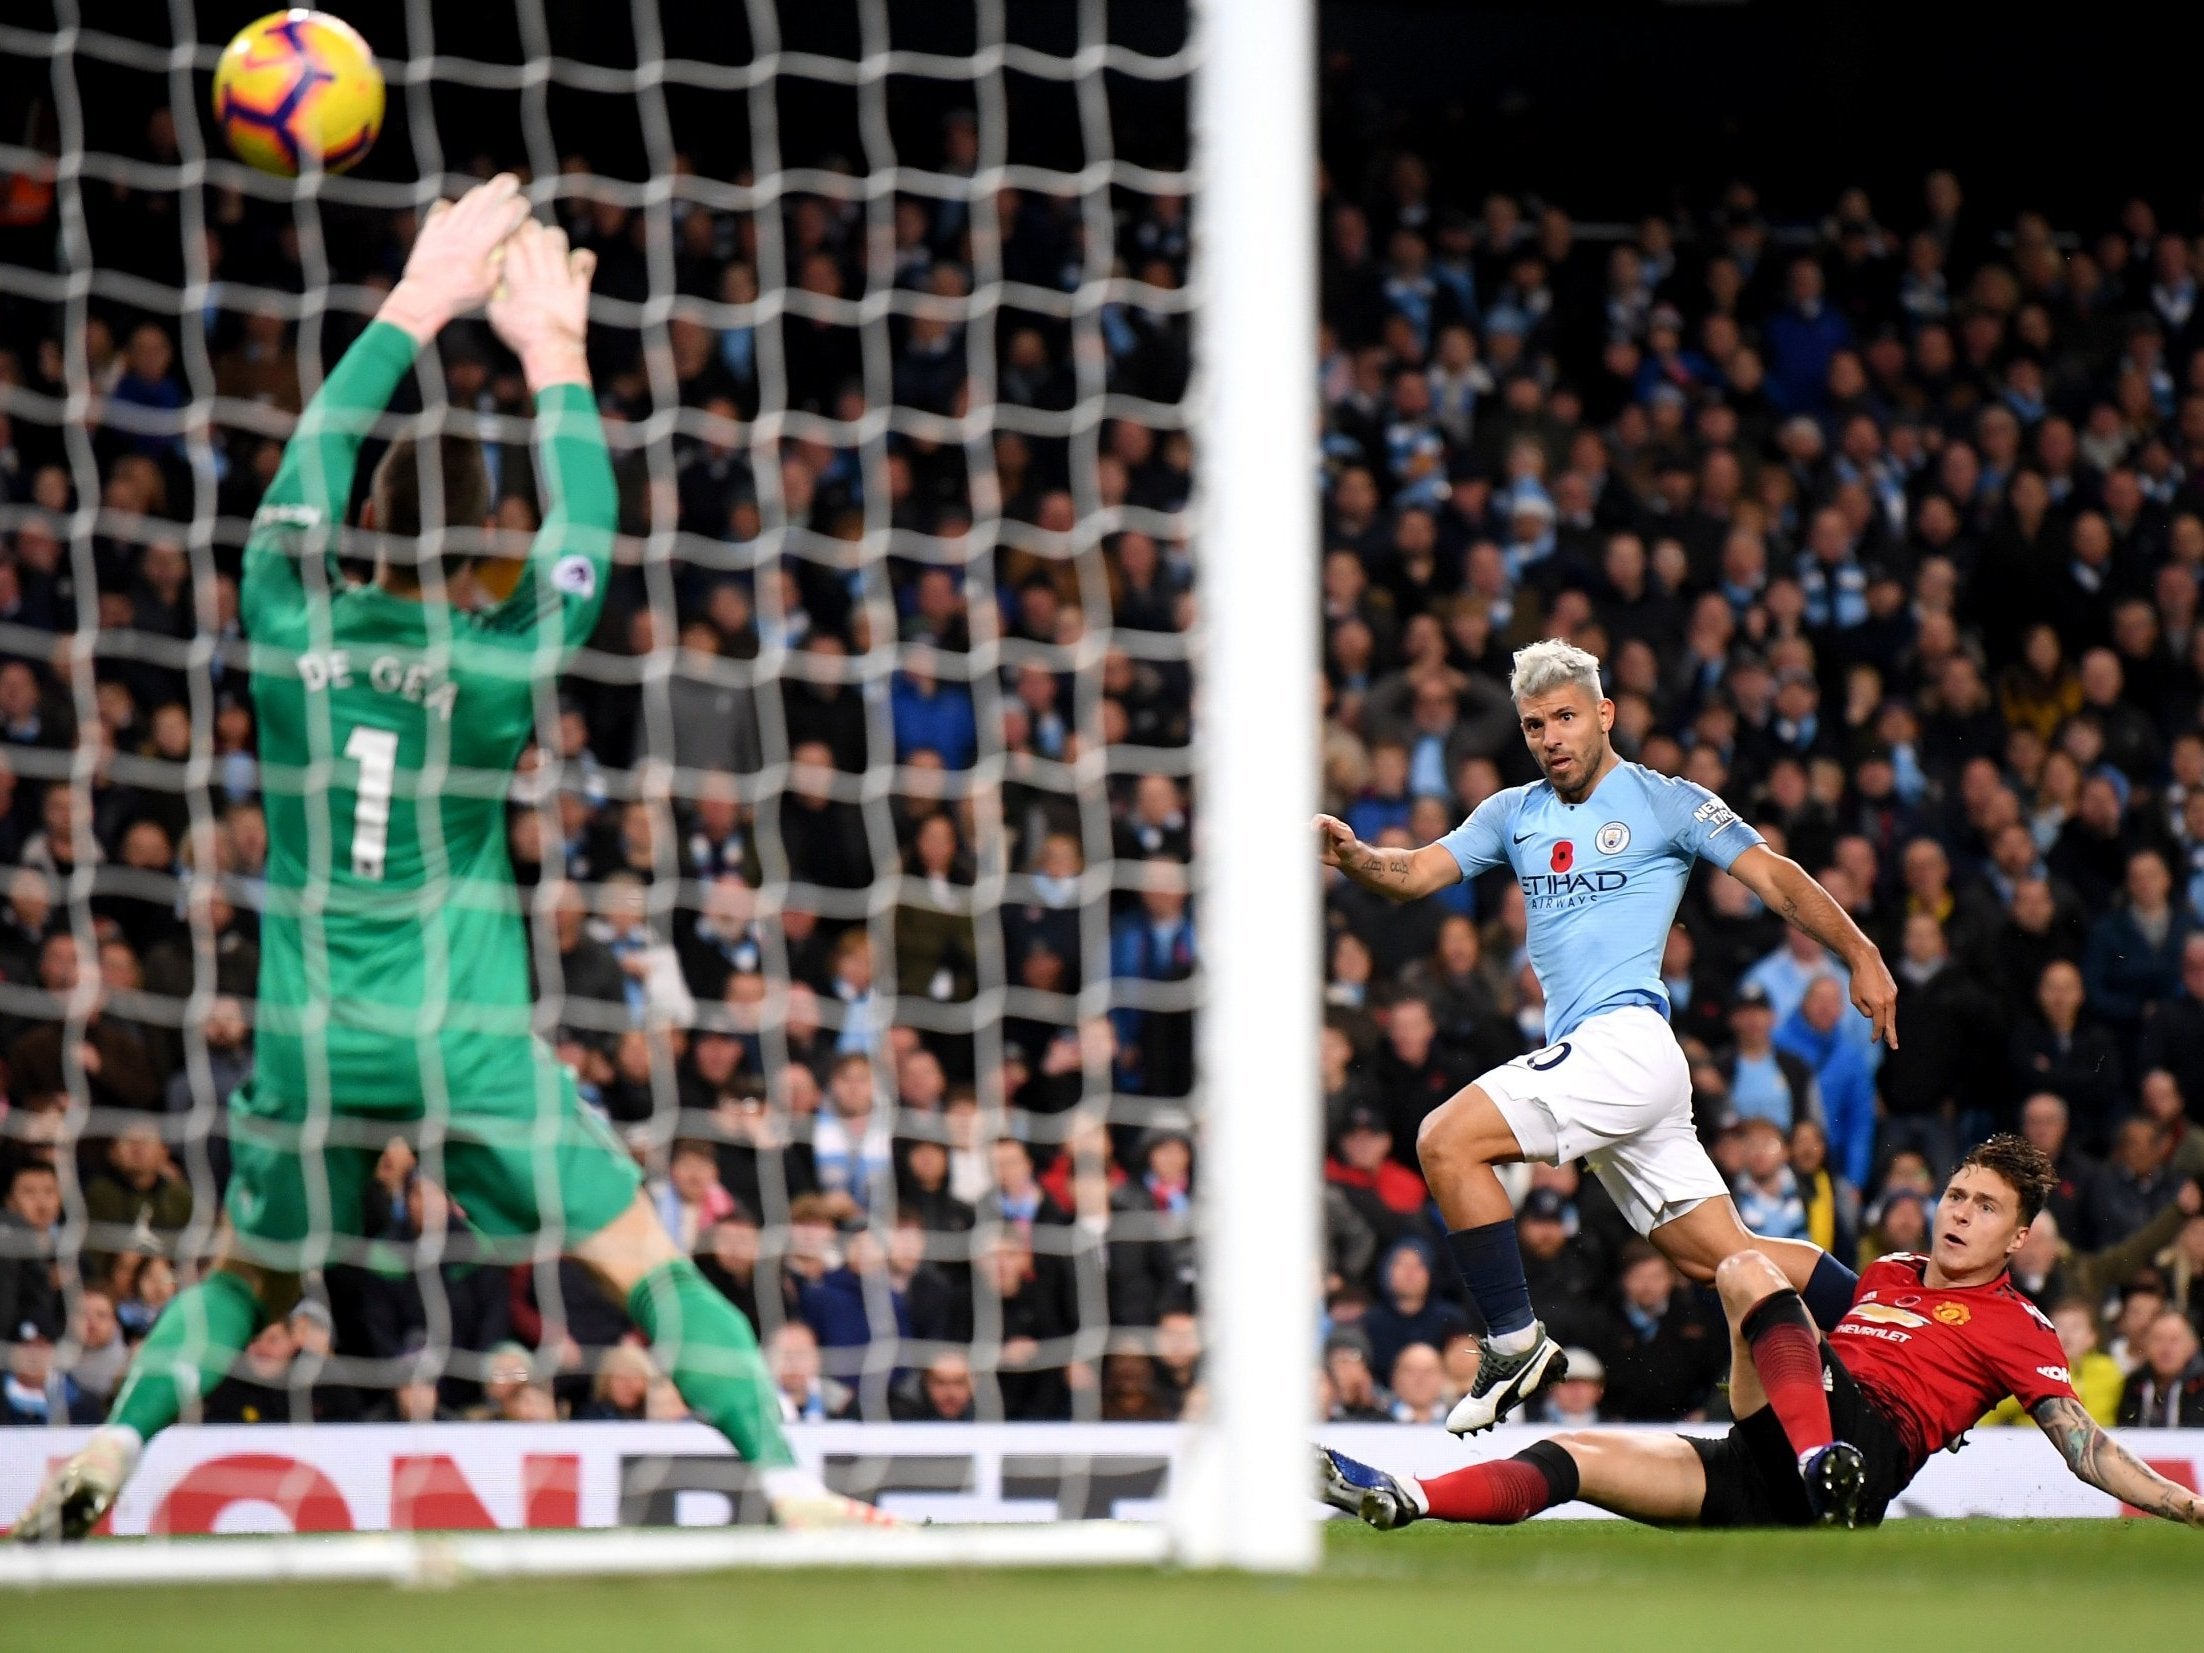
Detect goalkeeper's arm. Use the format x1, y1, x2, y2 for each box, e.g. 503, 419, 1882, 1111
237, 320, 415, 631
239, 175, 530, 635
477, 219, 613, 662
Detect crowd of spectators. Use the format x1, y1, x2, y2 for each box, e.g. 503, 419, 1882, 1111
3, 64, 2204, 1445
0, 97, 1203, 1429
1312, 143, 2204, 1430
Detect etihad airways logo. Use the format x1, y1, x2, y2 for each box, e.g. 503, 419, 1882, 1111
1520, 869, 1630, 909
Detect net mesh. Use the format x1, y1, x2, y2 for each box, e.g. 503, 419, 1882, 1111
0, 0, 1202, 1452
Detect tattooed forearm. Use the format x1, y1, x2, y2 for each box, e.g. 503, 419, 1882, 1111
1769, 863, 1862, 956
1316, 816, 1453, 903
2034, 1398, 2204, 1525
1339, 843, 1418, 895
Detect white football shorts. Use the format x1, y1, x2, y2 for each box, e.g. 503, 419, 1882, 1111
1473, 1003, 1728, 1236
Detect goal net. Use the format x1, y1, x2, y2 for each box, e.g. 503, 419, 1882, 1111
0, 0, 1315, 1576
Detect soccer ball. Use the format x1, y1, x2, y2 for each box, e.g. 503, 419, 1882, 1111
212, 10, 384, 176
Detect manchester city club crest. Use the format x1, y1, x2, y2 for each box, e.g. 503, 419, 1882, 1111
1596, 821, 1630, 855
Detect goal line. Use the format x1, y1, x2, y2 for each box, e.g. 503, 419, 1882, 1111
0, 1520, 1169, 1589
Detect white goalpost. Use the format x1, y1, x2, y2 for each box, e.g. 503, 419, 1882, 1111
1174, 0, 1320, 1576
0, 0, 1317, 1584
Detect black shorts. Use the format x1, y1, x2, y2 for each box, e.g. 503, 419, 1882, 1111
1689, 1345, 1912, 1528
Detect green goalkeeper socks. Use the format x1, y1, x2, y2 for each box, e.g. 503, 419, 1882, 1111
110, 1267, 264, 1441
628, 1258, 797, 1469
111, 1260, 793, 1471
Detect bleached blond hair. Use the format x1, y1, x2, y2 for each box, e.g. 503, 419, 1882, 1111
1508, 638, 1603, 705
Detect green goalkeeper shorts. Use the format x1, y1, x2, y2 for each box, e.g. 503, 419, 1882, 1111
221, 1041, 641, 1269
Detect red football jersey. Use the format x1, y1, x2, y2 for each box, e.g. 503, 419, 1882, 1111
1829, 1253, 2078, 1470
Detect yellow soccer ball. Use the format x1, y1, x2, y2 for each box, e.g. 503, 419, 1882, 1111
212, 10, 384, 176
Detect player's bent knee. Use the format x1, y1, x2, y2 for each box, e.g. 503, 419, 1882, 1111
213, 1253, 301, 1319
570, 1190, 683, 1297
1712, 1249, 1766, 1285
1416, 1087, 1504, 1175
1712, 1248, 1785, 1305
1413, 1105, 1455, 1173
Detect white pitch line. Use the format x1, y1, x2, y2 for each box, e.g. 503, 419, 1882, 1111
0, 1521, 1174, 1588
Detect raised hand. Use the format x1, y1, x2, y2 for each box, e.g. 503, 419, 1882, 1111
1312, 813, 1358, 871
1849, 950, 1900, 1051
486, 217, 597, 389
379, 173, 532, 341
1312, 813, 1453, 903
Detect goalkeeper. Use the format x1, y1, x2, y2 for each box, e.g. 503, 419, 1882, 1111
17, 177, 888, 1538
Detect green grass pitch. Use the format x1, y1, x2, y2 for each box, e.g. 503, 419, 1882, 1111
14, 1521, 2203, 1653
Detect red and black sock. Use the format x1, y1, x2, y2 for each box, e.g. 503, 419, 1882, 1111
1416, 1441, 1580, 1524
1741, 1288, 1833, 1459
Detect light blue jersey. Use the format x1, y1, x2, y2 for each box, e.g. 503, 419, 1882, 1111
1440, 761, 1764, 1042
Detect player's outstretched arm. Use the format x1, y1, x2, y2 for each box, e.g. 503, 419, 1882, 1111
2033, 1396, 2204, 1526
1727, 844, 1900, 1049
478, 218, 612, 654
240, 175, 530, 634
1312, 814, 1460, 903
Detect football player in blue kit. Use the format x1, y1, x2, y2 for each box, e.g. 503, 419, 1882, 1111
1315, 640, 1899, 1434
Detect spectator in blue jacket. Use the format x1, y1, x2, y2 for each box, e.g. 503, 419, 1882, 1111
794, 1227, 910, 1354
1762, 258, 1852, 413
1714, 982, 1820, 1130
1110, 857, 1198, 1096
1361, 1237, 1472, 1375
1345, 741, 1415, 845
2083, 849, 2194, 1036
1773, 976, 1877, 1192
107, 322, 189, 459
890, 650, 978, 770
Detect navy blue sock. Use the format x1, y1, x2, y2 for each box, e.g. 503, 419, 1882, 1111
1802, 1252, 1859, 1332
1445, 1220, 1536, 1340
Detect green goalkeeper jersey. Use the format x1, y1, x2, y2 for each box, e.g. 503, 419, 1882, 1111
239, 319, 613, 1118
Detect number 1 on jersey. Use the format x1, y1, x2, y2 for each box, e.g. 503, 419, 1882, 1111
345, 725, 399, 881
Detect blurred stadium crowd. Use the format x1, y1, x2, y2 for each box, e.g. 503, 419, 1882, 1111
1310, 136, 2204, 1430
0, 94, 1202, 1430
1, 49, 2204, 1445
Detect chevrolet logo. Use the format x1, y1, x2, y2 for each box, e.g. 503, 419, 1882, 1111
1848, 1302, 1931, 1329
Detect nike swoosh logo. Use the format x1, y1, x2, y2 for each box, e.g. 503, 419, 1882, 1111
1512, 832, 1534, 844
